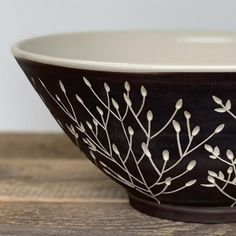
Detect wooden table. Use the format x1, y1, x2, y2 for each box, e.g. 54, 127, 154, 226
0, 134, 235, 235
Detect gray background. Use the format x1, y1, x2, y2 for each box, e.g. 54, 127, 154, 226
1, 0, 236, 132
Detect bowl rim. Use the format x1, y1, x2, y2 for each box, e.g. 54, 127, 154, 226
11, 30, 236, 73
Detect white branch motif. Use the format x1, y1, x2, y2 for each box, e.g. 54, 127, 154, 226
202, 95, 236, 207
35, 77, 224, 204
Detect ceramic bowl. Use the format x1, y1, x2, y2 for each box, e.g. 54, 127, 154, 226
12, 31, 236, 223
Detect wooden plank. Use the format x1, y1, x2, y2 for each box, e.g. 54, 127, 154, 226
0, 133, 80, 159
0, 133, 235, 235
0, 202, 235, 236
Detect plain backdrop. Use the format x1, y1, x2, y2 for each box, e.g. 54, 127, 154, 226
1, 0, 236, 132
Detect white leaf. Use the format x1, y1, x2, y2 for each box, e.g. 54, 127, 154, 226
162, 150, 169, 161
185, 179, 197, 187
204, 144, 213, 153
165, 177, 172, 186
128, 126, 134, 136
112, 144, 120, 155
59, 80, 66, 93
208, 170, 217, 177
83, 77, 91, 87
175, 99, 183, 110
201, 184, 215, 187
226, 149, 234, 160
227, 166, 233, 174
213, 146, 220, 156
111, 98, 119, 110
218, 171, 225, 180
96, 106, 104, 116
225, 100, 232, 110
192, 126, 200, 136
124, 81, 130, 91
212, 95, 222, 104
104, 83, 110, 92
209, 155, 218, 159
187, 160, 196, 171
141, 86, 147, 97
232, 177, 236, 184
184, 111, 191, 119
147, 110, 153, 121
172, 120, 181, 132
214, 108, 226, 113
141, 143, 151, 158
208, 176, 215, 184
214, 124, 225, 133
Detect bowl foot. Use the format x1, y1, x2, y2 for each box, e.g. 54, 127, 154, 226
128, 193, 236, 223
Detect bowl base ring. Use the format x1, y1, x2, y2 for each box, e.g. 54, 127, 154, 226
128, 193, 236, 223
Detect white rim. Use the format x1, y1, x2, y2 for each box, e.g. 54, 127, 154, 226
12, 31, 236, 73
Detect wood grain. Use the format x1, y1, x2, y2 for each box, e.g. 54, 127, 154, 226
0, 133, 235, 235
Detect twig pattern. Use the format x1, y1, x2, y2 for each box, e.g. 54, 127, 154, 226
203, 96, 236, 207
35, 77, 224, 204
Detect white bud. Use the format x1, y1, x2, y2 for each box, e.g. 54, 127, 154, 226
208, 170, 217, 177
204, 144, 213, 153
165, 177, 172, 186
141, 86, 147, 97
128, 126, 134, 136
96, 106, 104, 116
218, 171, 225, 180
59, 80, 66, 93
147, 110, 153, 121
123, 93, 132, 106
79, 122, 85, 132
93, 119, 98, 126
86, 121, 93, 130
76, 95, 83, 104
111, 98, 119, 110
162, 150, 169, 161
104, 83, 110, 92
175, 99, 183, 110
228, 166, 233, 174
192, 126, 200, 136
213, 146, 220, 156
225, 100, 232, 110
184, 111, 191, 119
124, 81, 130, 91
112, 144, 120, 155
212, 96, 222, 105
185, 179, 197, 187
214, 124, 225, 133
83, 77, 91, 87
90, 151, 96, 160
173, 120, 181, 132
226, 149, 234, 160
187, 160, 196, 171
56, 94, 61, 101
208, 176, 215, 184
141, 143, 151, 158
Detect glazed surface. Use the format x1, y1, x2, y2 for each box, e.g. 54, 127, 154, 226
12, 31, 236, 72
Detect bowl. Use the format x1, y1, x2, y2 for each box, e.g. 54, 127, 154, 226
12, 31, 236, 223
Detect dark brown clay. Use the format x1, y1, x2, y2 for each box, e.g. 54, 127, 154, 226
14, 58, 236, 223
12, 31, 236, 223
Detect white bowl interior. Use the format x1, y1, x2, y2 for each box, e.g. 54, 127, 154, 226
12, 31, 236, 72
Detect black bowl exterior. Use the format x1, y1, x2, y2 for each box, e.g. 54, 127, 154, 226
16, 58, 236, 222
